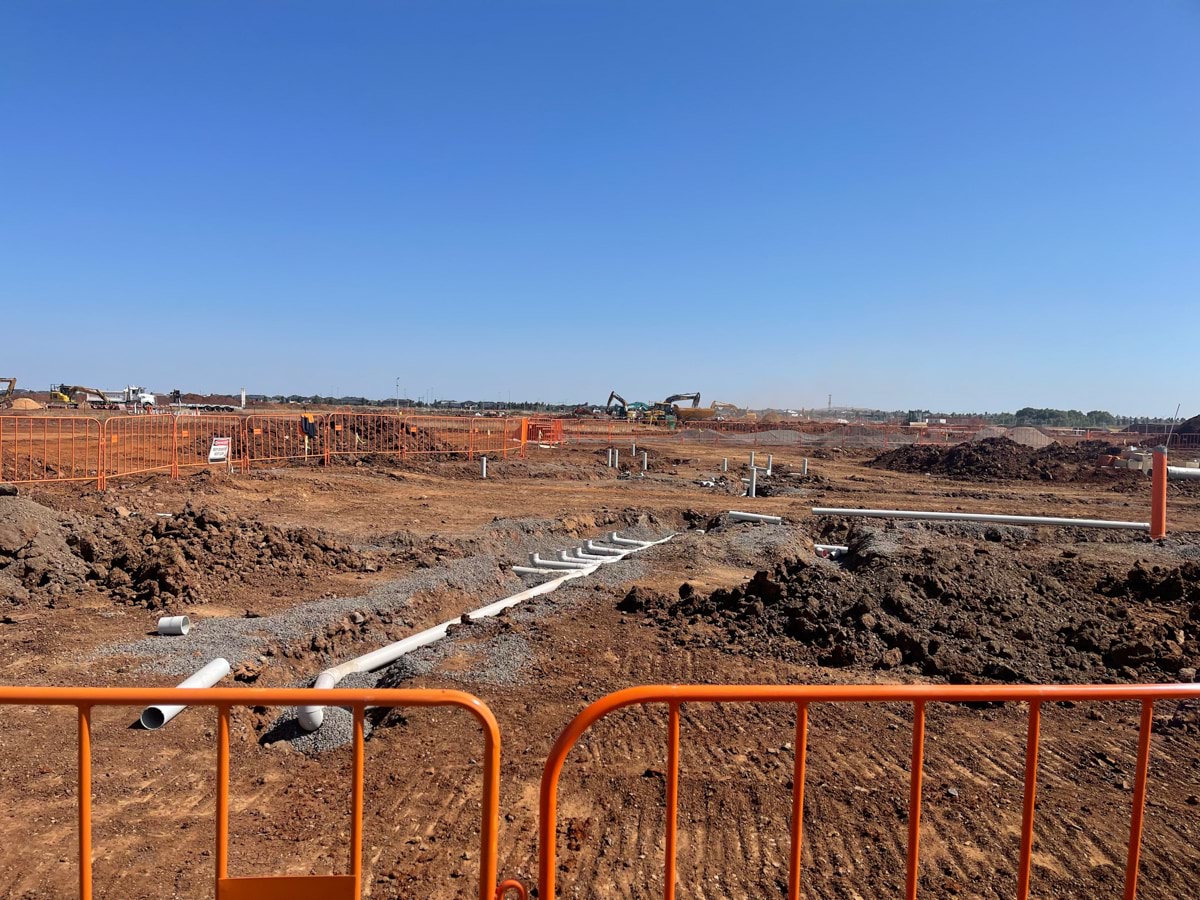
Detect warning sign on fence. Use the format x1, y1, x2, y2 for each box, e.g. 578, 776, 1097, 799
208, 437, 231, 463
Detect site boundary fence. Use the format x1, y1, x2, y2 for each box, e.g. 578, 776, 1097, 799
537, 683, 1200, 900
3, 413, 1197, 490
0, 413, 531, 490
0, 685, 523, 900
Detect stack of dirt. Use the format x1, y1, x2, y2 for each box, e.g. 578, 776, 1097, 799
624, 526, 1200, 684
869, 437, 1128, 483
1, 492, 383, 609
0, 492, 91, 605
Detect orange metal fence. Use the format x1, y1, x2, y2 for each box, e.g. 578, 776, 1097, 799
0, 685, 518, 900
537, 683, 1200, 900
0, 416, 102, 486
245, 414, 326, 468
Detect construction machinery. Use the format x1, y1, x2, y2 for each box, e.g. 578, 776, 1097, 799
52, 384, 156, 410
654, 392, 718, 424
0, 377, 15, 409
606, 391, 629, 419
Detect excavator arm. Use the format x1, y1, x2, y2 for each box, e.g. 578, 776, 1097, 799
0, 377, 15, 406
606, 391, 627, 409
662, 392, 701, 408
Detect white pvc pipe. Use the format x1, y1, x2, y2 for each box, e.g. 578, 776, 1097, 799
481, 456, 487, 479
531, 553, 593, 570
157, 615, 191, 636
802, 459, 808, 476
811, 507, 1150, 531
722, 458, 728, 472
585, 540, 624, 555
139, 658, 230, 730
642, 451, 648, 471
614, 449, 620, 468
814, 543, 850, 554
513, 566, 564, 576
609, 532, 651, 547
1168, 466, 1200, 481
766, 454, 773, 475
729, 510, 782, 525
750, 451, 756, 467
748, 466, 757, 498
299, 532, 677, 731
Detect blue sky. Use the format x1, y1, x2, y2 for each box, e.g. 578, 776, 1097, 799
2, 1, 1197, 414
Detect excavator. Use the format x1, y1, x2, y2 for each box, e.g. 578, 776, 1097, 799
52, 384, 156, 410
653, 392, 719, 424
606, 391, 630, 419
0, 377, 15, 409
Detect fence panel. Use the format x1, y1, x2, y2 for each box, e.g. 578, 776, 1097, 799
173, 415, 246, 473
402, 415, 475, 458
0, 416, 102, 487
538, 682, 1200, 900
103, 414, 176, 483
245, 414, 327, 469
469, 418, 523, 459
0, 685, 514, 900
328, 413, 405, 459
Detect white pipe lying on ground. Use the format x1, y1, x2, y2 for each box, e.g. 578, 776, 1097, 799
1168, 466, 1200, 481
140, 658, 230, 730
729, 510, 782, 525
609, 532, 652, 547
157, 615, 191, 636
299, 532, 677, 732
814, 544, 850, 555
811, 507, 1150, 531
584, 540, 624, 555
531, 553, 592, 570
512, 566, 567, 576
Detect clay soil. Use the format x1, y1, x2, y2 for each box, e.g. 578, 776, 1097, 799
2, 439, 1200, 899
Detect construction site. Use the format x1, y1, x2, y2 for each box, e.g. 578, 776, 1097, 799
1, 397, 1200, 899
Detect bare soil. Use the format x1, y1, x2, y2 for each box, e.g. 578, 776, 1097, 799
1, 440, 1200, 898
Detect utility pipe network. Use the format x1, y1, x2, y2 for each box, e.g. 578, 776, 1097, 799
811, 507, 1150, 531
297, 532, 675, 732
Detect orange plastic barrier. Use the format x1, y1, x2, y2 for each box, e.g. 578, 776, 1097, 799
0, 686, 512, 900
538, 683, 1200, 900
0, 416, 102, 486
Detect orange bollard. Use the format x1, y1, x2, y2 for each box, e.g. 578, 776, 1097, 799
1150, 448, 1167, 539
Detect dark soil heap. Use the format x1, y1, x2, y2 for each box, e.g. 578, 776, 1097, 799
869, 437, 1127, 483
1, 493, 382, 609
624, 525, 1200, 684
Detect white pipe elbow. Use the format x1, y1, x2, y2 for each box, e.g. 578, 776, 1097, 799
298, 670, 339, 732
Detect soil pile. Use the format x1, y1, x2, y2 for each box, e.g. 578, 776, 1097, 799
627, 526, 1200, 683
869, 437, 1126, 483
1, 492, 383, 609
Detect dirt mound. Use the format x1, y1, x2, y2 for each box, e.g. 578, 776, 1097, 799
1, 492, 383, 609
629, 526, 1200, 683
869, 437, 1128, 483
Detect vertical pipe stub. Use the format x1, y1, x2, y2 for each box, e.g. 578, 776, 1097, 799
481, 456, 488, 479
642, 451, 648, 471
722, 457, 728, 472
766, 454, 773, 476
1151, 447, 1168, 539
749, 466, 758, 498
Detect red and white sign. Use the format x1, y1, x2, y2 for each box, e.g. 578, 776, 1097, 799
208, 437, 231, 463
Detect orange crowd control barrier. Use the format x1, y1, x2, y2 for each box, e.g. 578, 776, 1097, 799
0, 686, 519, 900
0, 416, 102, 486
538, 683, 1200, 900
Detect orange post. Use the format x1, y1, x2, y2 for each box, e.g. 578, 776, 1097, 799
351, 706, 365, 893
906, 701, 926, 900
78, 705, 92, 900
1016, 701, 1041, 899
1150, 449, 1167, 539
1123, 700, 1155, 900
787, 702, 809, 900
217, 706, 230, 880
664, 703, 680, 900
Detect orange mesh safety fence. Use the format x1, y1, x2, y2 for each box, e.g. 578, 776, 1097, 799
0, 416, 102, 486
0, 685, 524, 900
538, 683, 1200, 900
245, 414, 327, 469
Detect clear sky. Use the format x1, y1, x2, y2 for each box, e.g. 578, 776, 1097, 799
2, 1, 1197, 414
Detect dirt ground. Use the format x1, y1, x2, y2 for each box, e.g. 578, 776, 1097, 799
2, 440, 1199, 899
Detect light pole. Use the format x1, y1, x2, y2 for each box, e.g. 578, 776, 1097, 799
395, 378, 400, 413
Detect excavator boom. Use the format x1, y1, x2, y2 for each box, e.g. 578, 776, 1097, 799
662, 392, 701, 408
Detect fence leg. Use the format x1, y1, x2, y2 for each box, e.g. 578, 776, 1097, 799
78, 706, 92, 900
